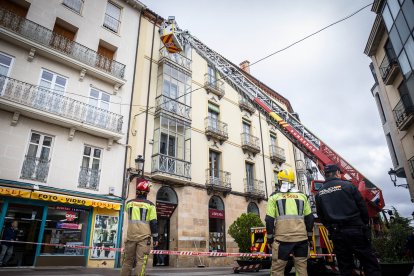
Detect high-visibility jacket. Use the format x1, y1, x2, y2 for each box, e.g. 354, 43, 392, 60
125, 197, 158, 242
265, 192, 313, 242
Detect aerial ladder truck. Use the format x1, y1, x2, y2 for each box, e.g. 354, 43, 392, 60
159, 16, 386, 272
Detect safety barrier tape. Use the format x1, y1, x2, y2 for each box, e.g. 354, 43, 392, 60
0, 240, 335, 257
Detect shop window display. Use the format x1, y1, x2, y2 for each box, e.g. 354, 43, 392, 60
208, 196, 225, 252
91, 215, 118, 259
41, 206, 89, 255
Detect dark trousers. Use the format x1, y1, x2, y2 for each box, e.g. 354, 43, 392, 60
331, 228, 381, 276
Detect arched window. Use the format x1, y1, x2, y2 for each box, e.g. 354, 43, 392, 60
156, 186, 178, 204
247, 202, 260, 216
208, 196, 225, 252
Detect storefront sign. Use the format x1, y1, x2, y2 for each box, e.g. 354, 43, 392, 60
56, 206, 86, 213
65, 211, 77, 221
31, 191, 121, 210
57, 222, 82, 230
0, 186, 31, 198
209, 209, 225, 219
156, 202, 177, 218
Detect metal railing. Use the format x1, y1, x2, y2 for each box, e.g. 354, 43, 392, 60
205, 169, 231, 190
241, 133, 260, 152
379, 54, 398, 80
244, 178, 265, 198
155, 94, 191, 121
159, 47, 192, 71
270, 145, 286, 162
78, 167, 100, 190
393, 94, 414, 128
63, 0, 84, 13
103, 13, 120, 33
152, 154, 191, 179
20, 155, 50, 182
0, 75, 123, 133
239, 97, 256, 113
205, 117, 228, 140
0, 8, 125, 78
409, 156, 414, 179
295, 160, 306, 173
204, 74, 225, 97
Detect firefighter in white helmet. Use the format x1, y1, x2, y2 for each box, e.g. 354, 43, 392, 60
265, 169, 314, 275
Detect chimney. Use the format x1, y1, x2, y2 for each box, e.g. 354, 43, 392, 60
239, 60, 250, 74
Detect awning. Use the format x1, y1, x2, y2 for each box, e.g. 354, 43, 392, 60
31, 191, 121, 210
0, 186, 31, 198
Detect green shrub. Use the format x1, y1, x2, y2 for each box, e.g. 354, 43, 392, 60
228, 213, 264, 253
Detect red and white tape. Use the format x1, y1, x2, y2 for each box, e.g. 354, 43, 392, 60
0, 240, 334, 257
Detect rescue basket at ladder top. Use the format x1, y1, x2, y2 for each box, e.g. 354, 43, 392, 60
159, 16, 183, 53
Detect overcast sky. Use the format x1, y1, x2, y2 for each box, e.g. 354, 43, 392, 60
144, 0, 413, 219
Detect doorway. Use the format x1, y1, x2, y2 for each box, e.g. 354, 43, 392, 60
1, 203, 44, 266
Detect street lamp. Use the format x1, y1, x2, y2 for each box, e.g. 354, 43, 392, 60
388, 168, 408, 188
135, 155, 145, 176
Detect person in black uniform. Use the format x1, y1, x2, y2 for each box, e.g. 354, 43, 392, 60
315, 164, 381, 276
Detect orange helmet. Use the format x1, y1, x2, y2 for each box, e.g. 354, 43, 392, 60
136, 179, 151, 193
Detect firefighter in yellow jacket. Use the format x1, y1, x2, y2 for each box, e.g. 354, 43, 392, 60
121, 179, 158, 276
265, 169, 314, 276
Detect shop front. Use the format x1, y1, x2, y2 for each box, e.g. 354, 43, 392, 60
0, 182, 122, 268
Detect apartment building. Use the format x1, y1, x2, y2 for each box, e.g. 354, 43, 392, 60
126, 10, 306, 267
0, 0, 144, 267
364, 0, 414, 200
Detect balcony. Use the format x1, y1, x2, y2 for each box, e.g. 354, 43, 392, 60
239, 97, 256, 114
241, 133, 261, 155
244, 178, 265, 200
78, 167, 100, 190
379, 54, 400, 85
205, 117, 228, 143
295, 160, 306, 174
205, 169, 231, 195
151, 154, 191, 183
269, 145, 286, 164
204, 74, 225, 99
20, 155, 50, 183
393, 94, 414, 131
409, 156, 414, 179
0, 8, 126, 82
155, 95, 191, 121
0, 75, 123, 139
159, 47, 191, 72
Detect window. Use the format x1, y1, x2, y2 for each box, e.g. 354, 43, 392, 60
374, 93, 387, 124
21, 132, 53, 182
245, 162, 254, 191
78, 145, 102, 190
386, 134, 399, 167
39, 69, 67, 94
63, 0, 84, 13
209, 150, 221, 180
87, 87, 110, 127
247, 202, 259, 216
50, 21, 77, 54
270, 134, 277, 146
96, 43, 115, 72
41, 206, 89, 256
103, 2, 121, 33
0, 52, 14, 95
242, 121, 251, 144
159, 63, 191, 106
208, 102, 220, 130
207, 64, 217, 85
273, 170, 280, 189
37, 69, 67, 111
208, 196, 225, 252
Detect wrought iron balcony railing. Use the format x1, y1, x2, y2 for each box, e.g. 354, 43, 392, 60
78, 167, 100, 190
152, 154, 191, 179
409, 156, 414, 179
20, 155, 50, 182
159, 47, 192, 71
241, 133, 261, 154
204, 74, 225, 98
244, 178, 265, 199
239, 97, 256, 114
379, 54, 399, 84
205, 117, 228, 142
0, 8, 125, 79
295, 160, 306, 174
0, 75, 123, 133
393, 94, 414, 131
205, 168, 231, 192
269, 145, 286, 163
155, 95, 191, 121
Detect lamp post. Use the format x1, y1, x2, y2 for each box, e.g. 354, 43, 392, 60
388, 168, 408, 188
135, 155, 145, 177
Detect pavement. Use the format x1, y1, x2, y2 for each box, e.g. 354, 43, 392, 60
0, 266, 271, 276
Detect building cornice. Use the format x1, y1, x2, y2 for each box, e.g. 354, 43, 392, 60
364, 14, 386, 56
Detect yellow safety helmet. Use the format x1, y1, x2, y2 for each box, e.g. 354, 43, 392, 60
277, 169, 295, 183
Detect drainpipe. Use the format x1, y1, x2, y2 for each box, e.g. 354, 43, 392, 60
142, 15, 158, 174
117, 10, 144, 268
258, 112, 269, 199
